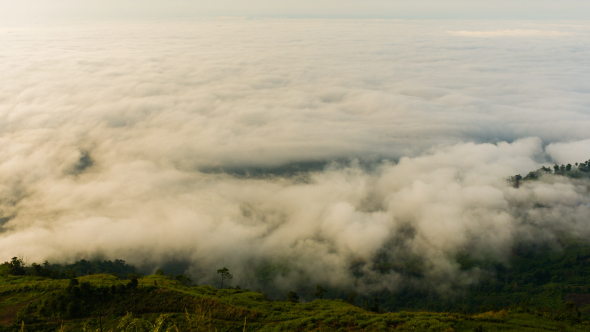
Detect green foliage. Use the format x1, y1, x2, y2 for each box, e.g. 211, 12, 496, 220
286, 291, 299, 303
2, 272, 590, 332
0, 257, 140, 280
509, 158, 590, 185
174, 274, 192, 287
109, 312, 176, 332
314, 285, 327, 299
366, 240, 590, 315
3, 240, 590, 331
370, 297, 380, 313
0, 257, 27, 276
48, 259, 139, 279
216, 267, 233, 289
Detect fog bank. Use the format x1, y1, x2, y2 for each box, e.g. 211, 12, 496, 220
1, 19, 590, 292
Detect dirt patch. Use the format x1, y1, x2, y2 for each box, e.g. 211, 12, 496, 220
0, 297, 39, 325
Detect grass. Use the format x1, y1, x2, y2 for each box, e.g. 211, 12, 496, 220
1, 274, 589, 331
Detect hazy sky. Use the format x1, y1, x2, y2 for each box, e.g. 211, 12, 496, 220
2, 0, 590, 20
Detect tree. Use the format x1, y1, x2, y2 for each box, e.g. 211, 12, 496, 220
7, 257, 26, 275
126, 278, 138, 290
217, 267, 233, 289
508, 174, 522, 188
65, 269, 77, 279
347, 292, 357, 305
30, 262, 43, 276
370, 297, 380, 313
175, 274, 193, 286
314, 285, 327, 299
286, 291, 299, 303
154, 269, 165, 276
66, 301, 78, 318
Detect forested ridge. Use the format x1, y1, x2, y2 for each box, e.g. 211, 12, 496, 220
509, 159, 590, 185
2, 241, 590, 330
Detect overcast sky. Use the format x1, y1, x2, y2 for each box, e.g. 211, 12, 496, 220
2, 0, 590, 20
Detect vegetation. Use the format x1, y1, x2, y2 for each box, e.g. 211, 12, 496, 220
1, 246, 590, 331
285, 291, 299, 303
217, 268, 233, 289
509, 159, 590, 187
355, 240, 590, 316
1, 272, 589, 331
0, 257, 139, 280
314, 286, 327, 300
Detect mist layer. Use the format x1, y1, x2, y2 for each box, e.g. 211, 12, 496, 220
1, 19, 590, 292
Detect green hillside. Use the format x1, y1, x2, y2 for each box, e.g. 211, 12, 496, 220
1, 271, 589, 332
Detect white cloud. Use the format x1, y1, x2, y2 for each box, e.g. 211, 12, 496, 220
546, 140, 590, 164
1, 19, 590, 293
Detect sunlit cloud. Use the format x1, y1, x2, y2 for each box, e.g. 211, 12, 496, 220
1, 19, 590, 293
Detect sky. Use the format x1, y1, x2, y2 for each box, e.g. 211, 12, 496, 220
2, 0, 590, 20
1, 8, 590, 295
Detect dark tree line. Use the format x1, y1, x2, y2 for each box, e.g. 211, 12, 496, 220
1, 257, 139, 280
154, 268, 193, 286
21, 277, 140, 321
510, 159, 590, 187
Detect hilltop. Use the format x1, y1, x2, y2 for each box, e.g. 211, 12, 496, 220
0, 271, 589, 331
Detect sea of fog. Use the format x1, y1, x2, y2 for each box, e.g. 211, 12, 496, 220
1, 18, 590, 293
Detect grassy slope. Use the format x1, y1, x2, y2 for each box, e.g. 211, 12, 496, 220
1, 274, 589, 332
